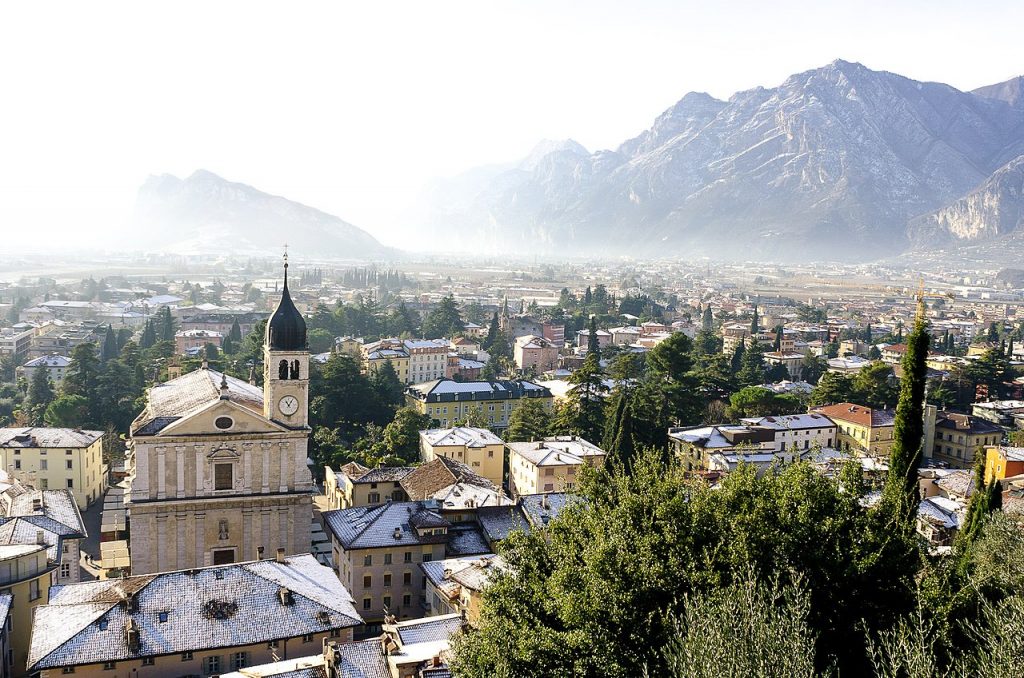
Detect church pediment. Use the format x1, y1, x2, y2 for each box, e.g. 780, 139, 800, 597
156, 398, 288, 437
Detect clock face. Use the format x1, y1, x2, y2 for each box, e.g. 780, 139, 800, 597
278, 395, 299, 416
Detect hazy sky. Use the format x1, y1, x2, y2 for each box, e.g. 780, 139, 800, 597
1, 0, 1021, 251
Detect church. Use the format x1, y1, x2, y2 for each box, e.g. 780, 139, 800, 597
125, 261, 313, 574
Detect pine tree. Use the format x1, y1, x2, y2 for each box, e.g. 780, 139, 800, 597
27, 366, 55, 424
140, 319, 156, 349
159, 307, 176, 342
221, 335, 234, 355
702, 305, 714, 333
730, 340, 746, 374
881, 311, 930, 521
737, 341, 766, 387
506, 399, 553, 442
483, 312, 500, 351
101, 325, 118, 362
553, 353, 606, 442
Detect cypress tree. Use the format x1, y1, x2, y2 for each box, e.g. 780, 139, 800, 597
864, 323, 872, 343
881, 311, 930, 521
610, 400, 636, 471
140, 319, 156, 349
750, 306, 759, 335
587, 316, 601, 360
773, 326, 783, 352
101, 325, 119, 362
229, 318, 242, 343
603, 392, 627, 452
730, 340, 746, 374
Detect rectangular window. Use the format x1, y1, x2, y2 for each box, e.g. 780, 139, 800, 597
214, 463, 233, 490
363, 598, 371, 610
29, 579, 41, 601
67, 478, 73, 489
363, 554, 372, 566
40, 459, 48, 470
404, 551, 412, 563
60, 563, 71, 578
142, 657, 155, 666
384, 553, 392, 565
403, 572, 412, 585
423, 554, 432, 563
182, 652, 193, 661
103, 662, 116, 671
14, 460, 20, 470
62, 668, 75, 675
383, 574, 392, 587
231, 652, 248, 669
403, 594, 412, 607
67, 459, 73, 469
383, 595, 392, 609
301, 634, 313, 643
204, 656, 220, 674
363, 575, 372, 588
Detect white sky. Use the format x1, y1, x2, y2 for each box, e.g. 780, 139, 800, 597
0, 0, 1021, 252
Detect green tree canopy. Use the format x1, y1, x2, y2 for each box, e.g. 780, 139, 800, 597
505, 398, 552, 442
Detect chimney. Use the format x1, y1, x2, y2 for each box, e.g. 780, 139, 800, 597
219, 372, 230, 399
275, 547, 286, 563
393, 527, 402, 540
257, 546, 265, 560
36, 530, 45, 545
125, 618, 141, 653
277, 587, 294, 606
201, 358, 209, 370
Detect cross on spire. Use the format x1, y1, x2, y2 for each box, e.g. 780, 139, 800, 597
283, 243, 289, 268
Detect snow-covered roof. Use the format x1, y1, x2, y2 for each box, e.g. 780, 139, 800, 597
420, 427, 503, 448
28, 554, 362, 670
0, 427, 103, 448
132, 368, 265, 435
739, 413, 835, 431
323, 502, 450, 550
22, 354, 72, 368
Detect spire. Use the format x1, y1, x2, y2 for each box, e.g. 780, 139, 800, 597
265, 247, 307, 352
220, 371, 229, 399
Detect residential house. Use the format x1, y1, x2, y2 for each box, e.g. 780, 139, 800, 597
0, 428, 106, 509
421, 554, 501, 624
173, 328, 223, 355
972, 400, 1024, 428
404, 340, 450, 384
0, 593, 11, 678
984, 446, 1024, 483
324, 464, 413, 511
26, 553, 362, 678
811, 403, 895, 457
506, 436, 605, 497
419, 427, 505, 486
513, 335, 559, 373
669, 425, 776, 473
574, 328, 612, 351
738, 413, 837, 454
362, 339, 411, 383
0, 485, 86, 584
931, 412, 1003, 468
16, 354, 72, 387
0, 543, 50, 676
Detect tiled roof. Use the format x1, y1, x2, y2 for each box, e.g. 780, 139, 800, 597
400, 457, 497, 502
393, 614, 464, 646
353, 467, 415, 485
812, 403, 895, 428
740, 413, 835, 430
0, 427, 103, 448
0, 592, 12, 625
0, 488, 86, 560
23, 354, 72, 368
132, 368, 265, 435
421, 554, 502, 599
519, 493, 575, 528
935, 412, 1002, 434
406, 379, 551, 403
445, 525, 491, 557
28, 554, 362, 670
323, 502, 450, 550
507, 437, 606, 466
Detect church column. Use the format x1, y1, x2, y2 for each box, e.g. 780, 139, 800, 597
156, 447, 167, 499
156, 515, 168, 571
279, 442, 288, 493
261, 444, 271, 493
175, 446, 185, 498
176, 514, 188, 570
242, 508, 253, 561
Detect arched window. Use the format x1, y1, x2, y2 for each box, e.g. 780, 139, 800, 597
278, 360, 289, 380
290, 360, 300, 380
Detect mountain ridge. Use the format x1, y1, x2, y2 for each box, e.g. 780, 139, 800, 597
422, 61, 1024, 261
132, 170, 388, 259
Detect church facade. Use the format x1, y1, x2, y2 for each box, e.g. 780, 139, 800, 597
125, 263, 313, 574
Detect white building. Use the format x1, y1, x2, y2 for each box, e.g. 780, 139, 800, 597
738, 413, 837, 454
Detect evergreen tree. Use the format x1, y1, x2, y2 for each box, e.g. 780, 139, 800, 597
587, 316, 601, 360
773, 326, 783, 352
422, 294, 464, 339
750, 305, 759, 334
370, 360, 405, 408
730, 340, 746, 374
204, 343, 219, 361
229, 317, 242, 343
553, 353, 607, 442
702, 305, 714, 332
221, 335, 234, 355
737, 341, 766, 387
158, 306, 176, 342
140, 319, 156, 349
482, 312, 501, 351
101, 325, 118, 361
602, 391, 627, 452
27, 367, 55, 424
63, 343, 101, 403
987, 322, 999, 343
608, 398, 636, 471
809, 371, 854, 407
881, 312, 930, 521
505, 399, 553, 442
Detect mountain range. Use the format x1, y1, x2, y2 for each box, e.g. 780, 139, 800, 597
132, 170, 387, 258
422, 61, 1024, 261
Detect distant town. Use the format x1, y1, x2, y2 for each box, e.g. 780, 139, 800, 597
0, 249, 1020, 676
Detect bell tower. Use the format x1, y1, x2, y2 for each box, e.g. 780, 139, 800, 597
263, 249, 309, 429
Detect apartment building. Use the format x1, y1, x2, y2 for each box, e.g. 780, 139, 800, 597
738, 413, 837, 453
0, 327, 34, 364
507, 436, 606, 497
0, 594, 10, 678
324, 464, 412, 510
16, 353, 72, 386
405, 378, 553, 429
323, 502, 453, 633
173, 328, 223, 354
421, 553, 501, 624
0, 485, 86, 584
669, 424, 776, 472
514, 335, 559, 373
362, 339, 411, 382
419, 426, 505, 486
931, 412, 1003, 468
0, 428, 106, 509
404, 340, 450, 383
26, 554, 361, 678
984, 446, 1024, 483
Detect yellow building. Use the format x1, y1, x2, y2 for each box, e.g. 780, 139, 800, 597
405, 378, 553, 429
983, 446, 1024, 484
0, 428, 106, 509
323, 501, 452, 634
507, 436, 605, 497
811, 403, 896, 457
0, 544, 53, 676
323, 463, 412, 510
27, 554, 362, 678
419, 427, 505, 486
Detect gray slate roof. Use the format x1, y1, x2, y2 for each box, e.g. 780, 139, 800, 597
0, 427, 103, 448
394, 614, 464, 646
0, 488, 86, 560
132, 368, 265, 435
28, 554, 362, 670
323, 502, 450, 550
